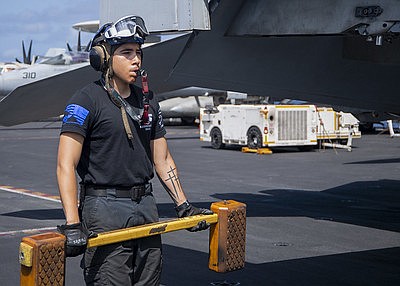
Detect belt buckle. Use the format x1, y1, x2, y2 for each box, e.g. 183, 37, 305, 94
130, 186, 142, 201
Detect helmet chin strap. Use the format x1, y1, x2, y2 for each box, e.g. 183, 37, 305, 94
102, 67, 151, 142
104, 69, 134, 141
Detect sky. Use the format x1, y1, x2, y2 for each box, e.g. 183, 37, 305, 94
0, 0, 99, 62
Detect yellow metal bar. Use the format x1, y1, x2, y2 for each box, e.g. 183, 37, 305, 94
87, 214, 218, 248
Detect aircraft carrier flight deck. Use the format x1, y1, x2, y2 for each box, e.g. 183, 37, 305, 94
0, 122, 399, 285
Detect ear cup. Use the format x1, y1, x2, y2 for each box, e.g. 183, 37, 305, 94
89, 45, 109, 72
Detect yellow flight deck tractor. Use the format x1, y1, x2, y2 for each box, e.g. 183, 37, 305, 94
200, 104, 361, 152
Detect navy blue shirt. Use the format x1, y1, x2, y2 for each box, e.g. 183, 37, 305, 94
61, 80, 166, 187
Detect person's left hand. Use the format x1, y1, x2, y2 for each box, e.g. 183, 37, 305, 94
176, 201, 213, 232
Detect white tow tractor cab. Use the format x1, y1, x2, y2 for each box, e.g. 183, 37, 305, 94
200, 104, 360, 151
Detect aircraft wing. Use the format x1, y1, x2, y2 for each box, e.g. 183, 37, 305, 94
0, 64, 98, 126
139, 33, 191, 95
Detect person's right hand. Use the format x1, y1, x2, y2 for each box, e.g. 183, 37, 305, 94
57, 222, 96, 257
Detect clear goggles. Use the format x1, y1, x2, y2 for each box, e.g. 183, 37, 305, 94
105, 15, 149, 45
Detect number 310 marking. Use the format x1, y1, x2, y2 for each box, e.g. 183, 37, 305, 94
22, 72, 36, 79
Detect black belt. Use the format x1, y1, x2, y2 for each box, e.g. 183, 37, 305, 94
82, 183, 152, 201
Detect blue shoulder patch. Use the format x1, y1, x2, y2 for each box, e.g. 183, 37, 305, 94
63, 104, 89, 126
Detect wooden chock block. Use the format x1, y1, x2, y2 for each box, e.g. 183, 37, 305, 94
209, 200, 246, 273
20, 232, 65, 286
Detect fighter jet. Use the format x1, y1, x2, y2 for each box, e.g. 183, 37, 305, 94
0, 31, 92, 98
0, 40, 37, 74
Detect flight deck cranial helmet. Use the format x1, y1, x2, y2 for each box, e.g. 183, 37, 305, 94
89, 15, 149, 73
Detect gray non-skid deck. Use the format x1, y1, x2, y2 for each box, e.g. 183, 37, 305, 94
0, 122, 399, 285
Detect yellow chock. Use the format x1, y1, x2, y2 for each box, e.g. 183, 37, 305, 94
241, 147, 272, 154
257, 148, 272, 154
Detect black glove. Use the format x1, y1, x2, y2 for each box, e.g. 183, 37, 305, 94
176, 201, 213, 232
57, 222, 96, 257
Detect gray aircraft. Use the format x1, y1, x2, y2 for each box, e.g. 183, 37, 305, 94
0, 40, 38, 75
158, 87, 224, 124
0, 0, 399, 126
0, 32, 91, 98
